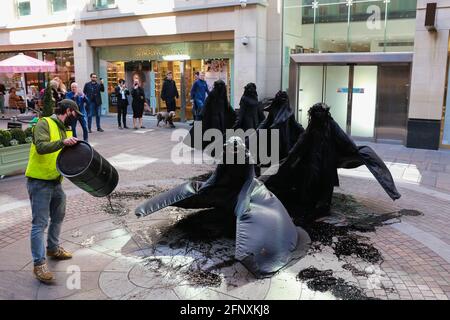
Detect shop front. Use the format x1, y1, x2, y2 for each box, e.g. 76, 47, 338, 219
96, 41, 234, 121
0, 49, 75, 96
289, 52, 413, 144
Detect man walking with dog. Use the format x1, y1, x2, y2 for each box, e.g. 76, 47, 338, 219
161, 71, 179, 115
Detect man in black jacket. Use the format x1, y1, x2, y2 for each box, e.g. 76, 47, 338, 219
161, 72, 179, 113
83, 73, 105, 133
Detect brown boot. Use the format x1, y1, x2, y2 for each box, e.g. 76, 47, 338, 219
47, 247, 73, 260
33, 263, 54, 283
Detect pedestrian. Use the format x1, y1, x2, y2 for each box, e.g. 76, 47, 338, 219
190, 71, 210, 121
83, 73, 105, 133
234, 83, 265, 131
0, 82, 5, 117
9, 87, 26, 114
131, 80, 146, 130
53, 77, 67, 97
185, 79, 236, 151
25, 99, 83, 283
50, 80, 65, 104
66, 82, 89, 142
161, 71, 179, 114
27, 85, 40, 110
115, 79, 130, 129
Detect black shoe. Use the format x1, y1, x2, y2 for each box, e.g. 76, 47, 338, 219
140, 126, 146, 129
97, 128, 104, 132
124, 126, 129, 129
88, 129, 92, 133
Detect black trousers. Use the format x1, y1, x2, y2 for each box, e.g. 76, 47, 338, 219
165, 99, 176, 113
117, 102, 128, 127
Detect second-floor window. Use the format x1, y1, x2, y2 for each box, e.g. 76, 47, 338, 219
17, 0, 31, 17
95, 0, 115, 10
51, 0, 67, 13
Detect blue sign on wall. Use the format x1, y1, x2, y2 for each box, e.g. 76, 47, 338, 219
337, 88, 365, 94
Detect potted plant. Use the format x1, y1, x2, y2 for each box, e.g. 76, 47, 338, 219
0, 125, 33, 177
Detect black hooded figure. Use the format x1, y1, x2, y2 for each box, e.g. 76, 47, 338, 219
234, 83, 265, 131
263, 103, 401, 217
185, 79, 236, 150
136, 137, 308, 278
256, 91, 305, 164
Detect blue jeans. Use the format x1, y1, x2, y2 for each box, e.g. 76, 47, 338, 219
88, 102, 102, 131
193, 99, 204, 121
27, 178, 66, 266
71, 113, 89, 142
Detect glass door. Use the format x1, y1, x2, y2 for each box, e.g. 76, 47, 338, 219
298, 64, 378, 138
324, 66, 350, 130
351, 66, 378, 138
298, 66, 324, 127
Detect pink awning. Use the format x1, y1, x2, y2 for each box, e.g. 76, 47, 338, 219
0, 53, 56, 73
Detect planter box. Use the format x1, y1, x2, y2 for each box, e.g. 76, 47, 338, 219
0, 144, 31, 176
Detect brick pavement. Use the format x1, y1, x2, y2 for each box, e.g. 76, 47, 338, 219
0, 115, 449, 300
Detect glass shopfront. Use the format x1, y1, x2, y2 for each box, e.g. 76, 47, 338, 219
97, 41, 234, 121
0, 49, 74, 95
282, 0, 417, 89
292, 53, 412, 143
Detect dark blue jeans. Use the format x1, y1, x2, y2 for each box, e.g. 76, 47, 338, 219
27, 178, 66, 266
71, 113, 89, 142
88, 102, 102, 131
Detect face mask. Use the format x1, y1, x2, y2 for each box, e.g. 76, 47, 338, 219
64, 112, 76, 126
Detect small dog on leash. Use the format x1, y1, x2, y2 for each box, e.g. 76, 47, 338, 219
156, 111, 176, 128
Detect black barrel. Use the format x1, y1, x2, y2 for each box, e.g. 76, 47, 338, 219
56, 141, 119, 197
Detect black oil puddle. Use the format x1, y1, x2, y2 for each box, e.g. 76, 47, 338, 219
103, 187, 167, 216
189, 171, 214, 182
293, 193, 422, 299
297, 267, 376, 300
134, 209, 238, 288
295, 193, 423, 264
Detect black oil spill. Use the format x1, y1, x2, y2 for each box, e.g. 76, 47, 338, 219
103, 187, 166, 216
297, 267, 375, 300
189, 172, 214, 182
296, 193, 423, 264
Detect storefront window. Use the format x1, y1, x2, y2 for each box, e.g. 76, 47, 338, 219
51, 0, 67, 13
17, 0, 31, 17
282, 0, 418, 89
0, 50, 74, 95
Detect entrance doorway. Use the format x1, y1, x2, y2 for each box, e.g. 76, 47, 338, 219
297, 63, 410, 142
298, 64, 378, 139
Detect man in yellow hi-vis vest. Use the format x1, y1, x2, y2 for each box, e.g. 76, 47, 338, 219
26, 99, 82, 283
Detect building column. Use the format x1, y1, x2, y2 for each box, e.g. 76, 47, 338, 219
73, 39, 94, 86
407, 4, 450, 150
233, 4, 268, 108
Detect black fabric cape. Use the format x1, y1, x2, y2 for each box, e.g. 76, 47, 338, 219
136, 141, 302, 278
263, 110, 401, 215
256, 93, 305, 163
234, 95, 266, 131
184, 82, 236, 151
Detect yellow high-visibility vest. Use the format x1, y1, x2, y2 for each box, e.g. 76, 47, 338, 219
25, 117, 72, 181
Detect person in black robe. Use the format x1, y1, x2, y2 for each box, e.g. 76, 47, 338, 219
254, 91, 305, 170
184, 80, 236, 150
263, 103, 401, 217
234, 83, 265, 131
